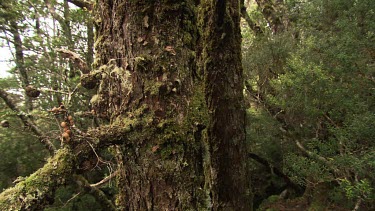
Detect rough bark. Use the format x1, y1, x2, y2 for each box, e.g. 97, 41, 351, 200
93, 0, 207, 209
200, 0, 251, 210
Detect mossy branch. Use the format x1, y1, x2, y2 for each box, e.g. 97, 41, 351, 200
0, 149, 74, 211
0, 115, 144, 210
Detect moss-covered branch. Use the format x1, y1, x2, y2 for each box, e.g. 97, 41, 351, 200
0, 117, 145, 210
0, 149, 74, 210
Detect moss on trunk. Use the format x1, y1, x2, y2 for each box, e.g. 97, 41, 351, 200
93, 0, 209, 209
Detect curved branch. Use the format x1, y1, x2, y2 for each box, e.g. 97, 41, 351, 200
73, 175, 116, 211
55, 48, 90, 74
0, 88, 56, 155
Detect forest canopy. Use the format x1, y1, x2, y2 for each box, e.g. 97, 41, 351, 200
0, 0, 374, 210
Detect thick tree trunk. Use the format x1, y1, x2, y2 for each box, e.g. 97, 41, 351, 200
93, 0, 207, 209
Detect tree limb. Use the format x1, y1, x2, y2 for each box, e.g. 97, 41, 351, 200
55, 48, 90, 74
67, 0, 93, 10
0, 118, 144, 210
255, 0, 285, 34
248, 153, 302, 191
240, 2, 263, 35
0, 88, 56, 155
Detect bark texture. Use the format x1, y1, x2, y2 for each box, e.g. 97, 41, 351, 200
93, 0, 207, 209
200, 0, 251, 210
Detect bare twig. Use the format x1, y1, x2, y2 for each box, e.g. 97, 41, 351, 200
73, 174, 116, 211
63, 192, 82, 207
91, 170, 119, 187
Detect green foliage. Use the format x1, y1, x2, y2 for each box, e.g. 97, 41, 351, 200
243, 0, 375, 209
0, 0, 103, 209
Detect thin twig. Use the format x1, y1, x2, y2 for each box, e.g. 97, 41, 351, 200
91, 170, 119, 187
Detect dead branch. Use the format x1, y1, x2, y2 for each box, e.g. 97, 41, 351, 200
55, 48, 90, 74
91, 170, 119, 187
0, 88, 56, 155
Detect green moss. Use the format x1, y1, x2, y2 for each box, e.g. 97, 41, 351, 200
134, 55, 152, 73
144, 81, 163, 96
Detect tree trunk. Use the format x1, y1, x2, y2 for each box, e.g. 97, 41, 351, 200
93, 0, 207, 209
200, 0, 251, 209
92, 0, 250, 210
